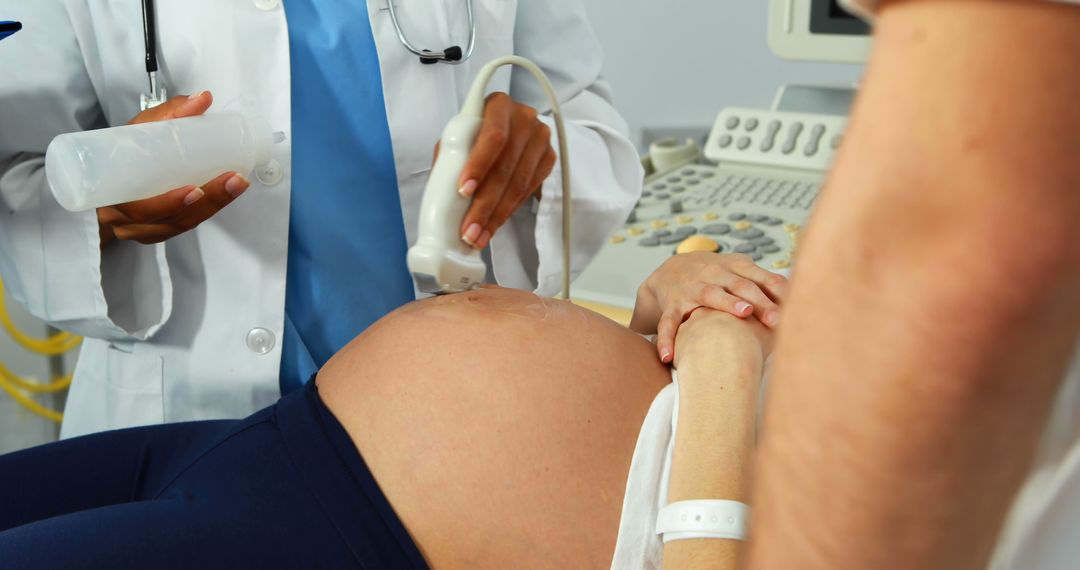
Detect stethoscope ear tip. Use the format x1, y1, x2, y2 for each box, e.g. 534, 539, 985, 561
419, 50, 440, 65
443, 46, 463, 61
419, 46, 464, 65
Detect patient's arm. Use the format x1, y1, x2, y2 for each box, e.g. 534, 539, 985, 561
317, 288, 671, 569
749, 2, 1080, 569
663, 310, 770, 570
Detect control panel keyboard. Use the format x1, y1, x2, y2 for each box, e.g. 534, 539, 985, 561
572, 107, 848, 320
573, 163, 818, 312
705, 107, 847, 171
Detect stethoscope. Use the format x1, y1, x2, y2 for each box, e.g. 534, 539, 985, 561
139, 0, 477, 111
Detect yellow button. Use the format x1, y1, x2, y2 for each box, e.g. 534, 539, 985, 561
651, 220, 669, 229
734, 221, 752, 230
703, 212, 719, 221
772, 259, 791, 269
784, 224, 801, 233
676, 216, 694, 225
627, 227, 645, 236
610, 235, 626, 244
675, 235, 721, 255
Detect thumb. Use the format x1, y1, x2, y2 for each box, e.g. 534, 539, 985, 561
129, 91, 214, 125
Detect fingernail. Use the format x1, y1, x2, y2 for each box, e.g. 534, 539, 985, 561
225, 174, 249, 198
766, 311, 781, 327
735, 301, 753, 315
458, 179, 478, 198
187, 91, 206, 101
461, 223, 482, 246
660, 348, 672, 362
183, 187, 205, 206
475, 230, 492, 250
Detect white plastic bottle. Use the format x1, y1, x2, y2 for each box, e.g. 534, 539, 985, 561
45, 101, 280, 212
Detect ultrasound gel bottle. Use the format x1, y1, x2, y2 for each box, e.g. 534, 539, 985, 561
45, 100, 282, 212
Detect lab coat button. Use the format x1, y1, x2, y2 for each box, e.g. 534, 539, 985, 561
254, 0, 280, 10
246, 328, 276, 355
256, 159, 284, 186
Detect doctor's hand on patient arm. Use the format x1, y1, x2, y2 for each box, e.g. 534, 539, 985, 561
453, 92, 557, 250
663, 309, 770, 570
630, 252, 786, 363
96, 91, 251, 247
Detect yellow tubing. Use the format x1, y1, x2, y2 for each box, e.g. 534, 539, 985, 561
0, 276, 74, 422
0, 362, 72, 394
0, 277, 83, 356
0, 373, 63, 423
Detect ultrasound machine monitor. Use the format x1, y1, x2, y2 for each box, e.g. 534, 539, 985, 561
768, 0, 872, 63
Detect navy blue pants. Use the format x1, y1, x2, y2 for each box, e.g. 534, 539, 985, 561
0, 380, 428, 569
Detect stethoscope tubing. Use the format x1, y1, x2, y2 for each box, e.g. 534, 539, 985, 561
139, 0, 477, 97
386, 0, 476, 64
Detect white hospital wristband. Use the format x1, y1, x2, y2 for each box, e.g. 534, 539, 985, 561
656, 500, 749, 543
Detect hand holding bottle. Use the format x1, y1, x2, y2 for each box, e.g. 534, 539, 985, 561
95, 92, 251, 246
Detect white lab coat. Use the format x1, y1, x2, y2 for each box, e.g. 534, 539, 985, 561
0, 0, 642, 438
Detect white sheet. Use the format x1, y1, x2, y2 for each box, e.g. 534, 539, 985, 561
610, 373, 679, 569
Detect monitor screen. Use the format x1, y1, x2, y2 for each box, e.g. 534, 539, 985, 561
810, 0, 871, 36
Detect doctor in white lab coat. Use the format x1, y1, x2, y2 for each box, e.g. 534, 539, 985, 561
0, 0, 642, 438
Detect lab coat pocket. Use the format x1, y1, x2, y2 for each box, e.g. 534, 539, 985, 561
104, 345, 165, 429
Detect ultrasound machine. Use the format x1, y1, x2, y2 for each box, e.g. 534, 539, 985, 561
572, 0, 873, 324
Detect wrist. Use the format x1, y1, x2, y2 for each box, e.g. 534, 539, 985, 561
676, 313, 766, 367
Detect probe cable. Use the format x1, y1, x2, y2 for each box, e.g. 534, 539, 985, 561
462, 56, 572, 299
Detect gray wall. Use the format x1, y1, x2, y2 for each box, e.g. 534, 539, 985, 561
583, 0, 863, 146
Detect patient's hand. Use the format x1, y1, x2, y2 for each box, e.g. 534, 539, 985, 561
630, 253, 786, 363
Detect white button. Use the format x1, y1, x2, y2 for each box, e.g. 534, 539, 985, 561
246, 328, 276, 355
255, 159, 283, 186
254, 0, 280, 11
